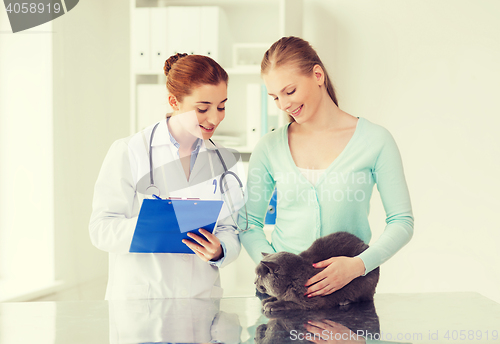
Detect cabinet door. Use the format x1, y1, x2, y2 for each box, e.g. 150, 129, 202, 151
150, 8, 169, 74
246, 83, 262, 149
200, 6, 219, 62
167, 7, 201, 56
132, 8, 150, 72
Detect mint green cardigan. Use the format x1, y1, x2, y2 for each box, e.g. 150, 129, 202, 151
238, 117, 414, 275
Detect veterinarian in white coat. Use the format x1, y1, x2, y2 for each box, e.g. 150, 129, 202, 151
89, 54, 243, 300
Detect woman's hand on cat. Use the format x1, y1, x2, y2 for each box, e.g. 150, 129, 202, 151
182, 228, 224, 262
305, 319, 366, 343
304, 257, 366, 297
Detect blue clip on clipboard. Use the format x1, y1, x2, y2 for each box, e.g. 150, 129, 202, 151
130, 198, 224, 253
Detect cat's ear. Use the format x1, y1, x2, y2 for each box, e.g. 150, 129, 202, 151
261, 252, 270, 257
262, 261, 280, 274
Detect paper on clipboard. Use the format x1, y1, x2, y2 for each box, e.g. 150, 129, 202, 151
129, 198, 224, 253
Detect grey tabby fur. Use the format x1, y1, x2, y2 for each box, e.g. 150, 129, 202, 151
255, 232, 379, 313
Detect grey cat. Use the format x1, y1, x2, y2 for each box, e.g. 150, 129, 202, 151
255, 231, 379, 313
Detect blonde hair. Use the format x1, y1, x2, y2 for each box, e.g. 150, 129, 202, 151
261, 36, 338, 110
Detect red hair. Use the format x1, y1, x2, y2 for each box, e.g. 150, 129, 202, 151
164, 53, 228, 102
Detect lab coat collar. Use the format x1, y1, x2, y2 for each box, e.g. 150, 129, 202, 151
150, 117, 208, 154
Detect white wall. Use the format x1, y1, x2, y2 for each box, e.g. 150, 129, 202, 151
51, 0, 130, 293
0, 15, 54, 295
304, 0, 500, 303
0, 0, 130, 302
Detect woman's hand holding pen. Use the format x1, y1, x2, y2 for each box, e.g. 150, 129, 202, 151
182, 228, 224, 262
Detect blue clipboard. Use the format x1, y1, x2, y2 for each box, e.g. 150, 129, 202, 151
130, 198, 224, 253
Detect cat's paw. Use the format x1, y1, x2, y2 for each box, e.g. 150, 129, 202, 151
262, 296, 278, 306
262, 300, 297, 315
262, 301, 280, 315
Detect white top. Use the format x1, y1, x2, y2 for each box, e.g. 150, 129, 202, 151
296, 167, 327, 186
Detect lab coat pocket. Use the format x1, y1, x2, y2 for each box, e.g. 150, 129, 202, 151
210, 285, 224, 298
112, 284, 150, 300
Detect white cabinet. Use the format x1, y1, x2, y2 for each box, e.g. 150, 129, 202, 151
245, 83, 262, 149
132, 6, 228, 74
200, 7, 221, 60
131, 8, 151, 73
132, 7, 169, 74
166, 7, 202, 57
150, 8, 169, 73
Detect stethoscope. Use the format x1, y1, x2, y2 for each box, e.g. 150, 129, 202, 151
145, 121, 251, 233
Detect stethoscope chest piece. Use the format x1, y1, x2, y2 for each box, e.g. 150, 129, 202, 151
145, 184, 161, 199
147, 121, 250, 231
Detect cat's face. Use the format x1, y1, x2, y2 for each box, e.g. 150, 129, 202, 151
255, 319, 304, 344
255, 252, 306, 297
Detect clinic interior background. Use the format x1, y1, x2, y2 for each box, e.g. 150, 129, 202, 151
0, 0, 499, 303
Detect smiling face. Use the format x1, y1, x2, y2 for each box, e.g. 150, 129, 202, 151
262, 64, 325, 124
169, 82, 227, 140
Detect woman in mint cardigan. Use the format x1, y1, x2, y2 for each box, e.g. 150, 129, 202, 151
239, 36, 414, 298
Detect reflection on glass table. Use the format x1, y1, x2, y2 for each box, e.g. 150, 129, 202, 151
109, 298, 241, 344
253, 300, 380, 344
0, 292, 499, 344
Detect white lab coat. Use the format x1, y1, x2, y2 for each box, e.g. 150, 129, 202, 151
89, 119, 243, 300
